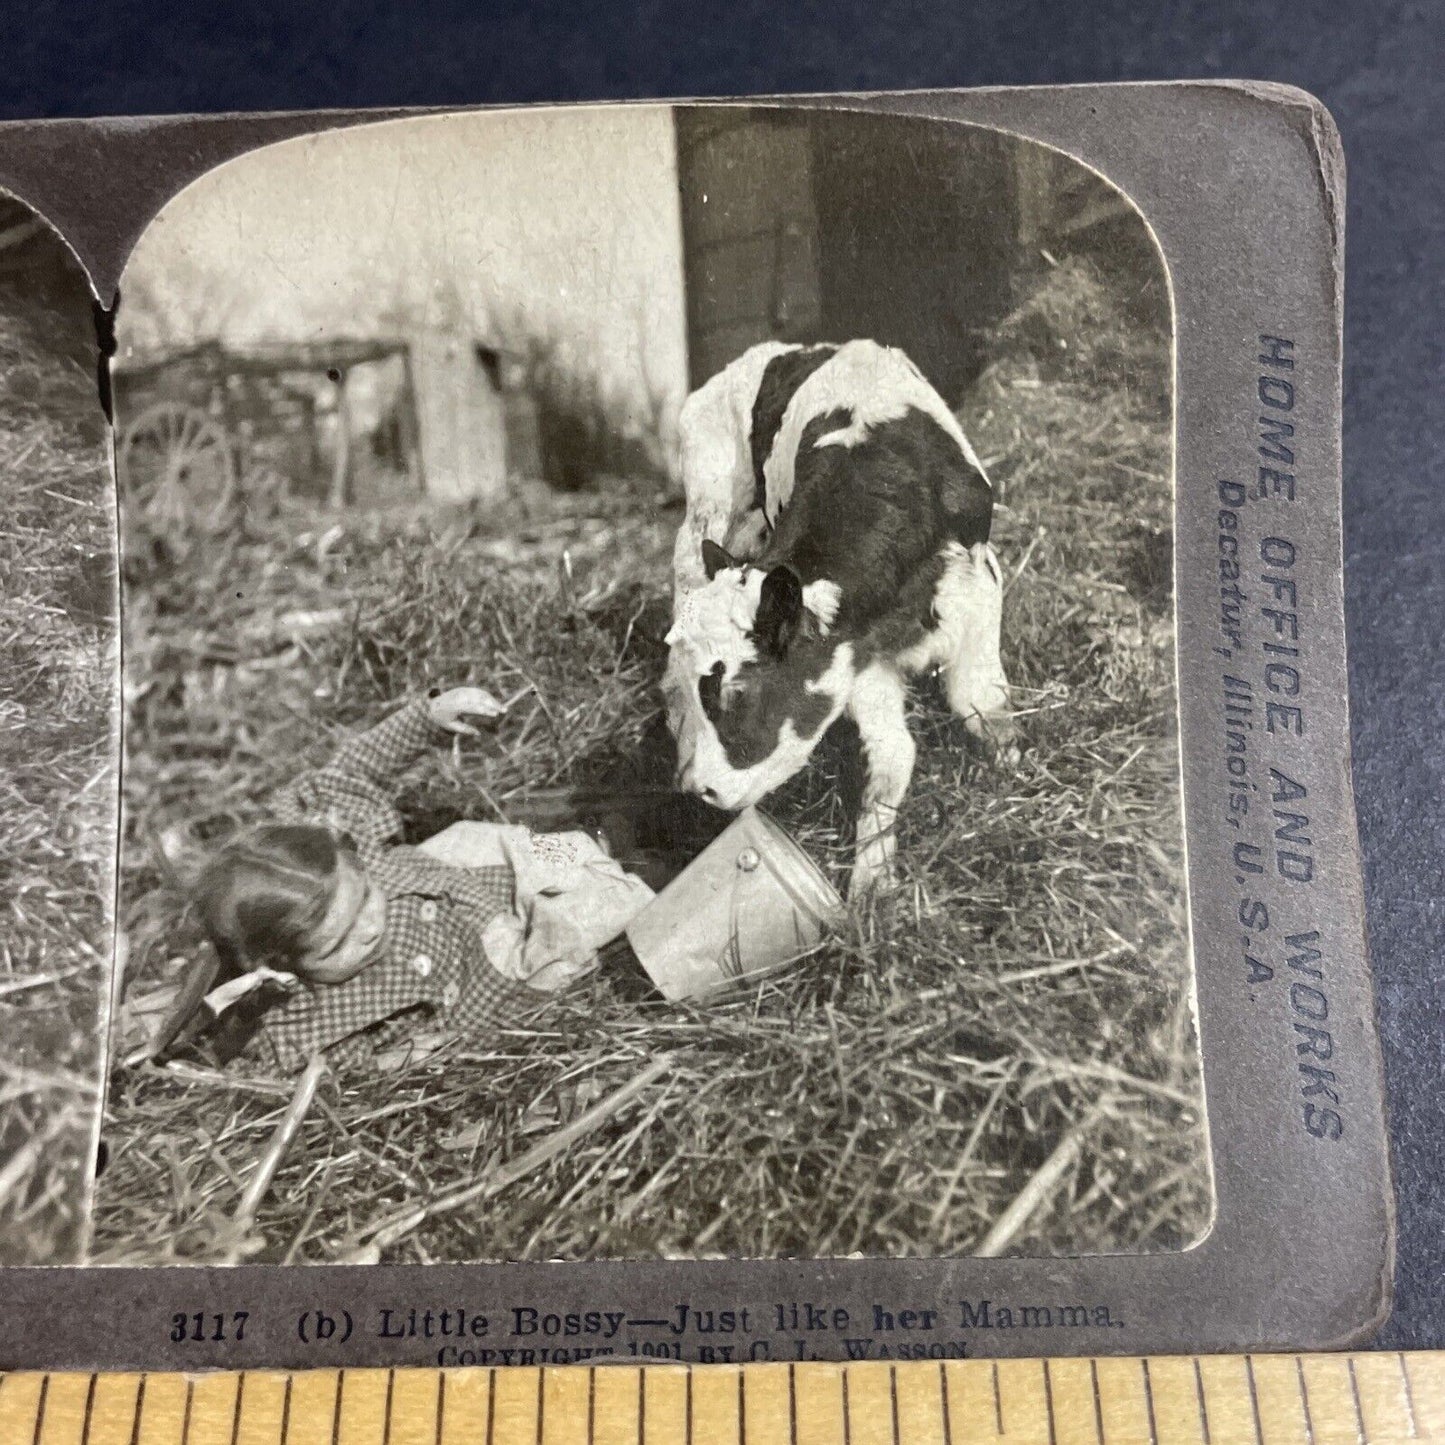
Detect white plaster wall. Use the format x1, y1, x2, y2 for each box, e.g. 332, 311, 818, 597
118, 105, 690, 464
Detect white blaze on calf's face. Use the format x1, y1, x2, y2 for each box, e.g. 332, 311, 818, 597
665, 566, 763, 677
664, 566, 854, 810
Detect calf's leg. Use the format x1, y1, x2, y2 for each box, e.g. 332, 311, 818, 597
934, 541, 1018, 762
845, 661, 916, 898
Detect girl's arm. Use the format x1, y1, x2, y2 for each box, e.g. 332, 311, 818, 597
272, 689, 504, 843
270, 699, 434, 843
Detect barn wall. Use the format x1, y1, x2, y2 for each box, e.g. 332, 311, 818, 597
676, 108, 1023, 403
810, 114, 1018, 403
118, 107, 692, 488
674, 111, 823, 388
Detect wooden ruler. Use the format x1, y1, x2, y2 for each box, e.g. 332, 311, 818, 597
1, 1353, 1441, 1443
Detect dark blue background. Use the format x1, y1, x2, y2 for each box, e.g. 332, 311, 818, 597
2, 0, 1440, 1347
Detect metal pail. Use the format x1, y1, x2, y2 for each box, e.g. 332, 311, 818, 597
624, 807, 845, 1001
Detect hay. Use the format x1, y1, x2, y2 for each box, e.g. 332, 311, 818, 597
0, 211, 117, 1265
95, 257, 1207, 1265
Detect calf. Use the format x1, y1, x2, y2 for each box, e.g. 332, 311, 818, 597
663, 339, 1015, 897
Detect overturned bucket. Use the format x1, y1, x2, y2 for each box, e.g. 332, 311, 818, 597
624, 807, 845, 1001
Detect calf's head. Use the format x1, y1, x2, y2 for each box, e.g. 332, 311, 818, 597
664, 539, 852, 811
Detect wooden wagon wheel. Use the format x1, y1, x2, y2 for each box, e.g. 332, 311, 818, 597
118, 399, 237, 531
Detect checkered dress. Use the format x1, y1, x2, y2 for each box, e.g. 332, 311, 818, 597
253, 698, 546, 1072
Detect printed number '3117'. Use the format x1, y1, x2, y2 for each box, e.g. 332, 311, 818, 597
171, 1311, 249, 1343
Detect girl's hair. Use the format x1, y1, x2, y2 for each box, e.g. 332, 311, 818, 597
191, 824, 349, 974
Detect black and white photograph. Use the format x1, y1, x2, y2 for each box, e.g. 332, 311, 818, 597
0, 193, 117, 1265
90, 103, 1210, 1268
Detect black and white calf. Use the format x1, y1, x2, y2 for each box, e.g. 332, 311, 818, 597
663, 338, 1015, 896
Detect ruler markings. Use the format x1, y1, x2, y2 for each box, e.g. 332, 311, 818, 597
1244, 1356, 1264, 1445
1399, 1355, 1420, 1439
938, 1363, 975, 1443
685, 1365, 739, 1445
488, 1366, 541, 1444
878, 1364, 936, 1445
1094, 1357, 1152, 1444
541, 1360, 590, 1445
893, 1361, 945, 1445
794, 1365, 844, 1445
1196, 1353, 1256, 1445
130, 1376, 148, 1445
642, 1365, 688, 1444
1398, 1356, 1420, 1439
842, 1365, 895, 1445
184, 1374, 237, 1445
83, 1373, 100, 1445
1300, 1353, 1367, 1445
1347, 1359, 1366, 1444
1192, 1360, 1209, 1445
1139, 1356, 1205, 1445
34, 1370, 92, 1445
1045, 1357, 1094, 1445
1404, 1354, 1445, 1439
334, 1369, 388, 1445
1351, 1354, 1415, 1443
138, 1372, 187, 1445
18, 1358, 1445, 1443
1246, 1353, 1308, 1445
436, 1367, 490, 1445
586, 1364, 637, 1445
742, 1357, 792, 1445
383, 1368, 438, 1445
0, 1374, 46, 1445
1010, 1358, 1057, 1445
35, 1372, 50, 1445
283, 1369, 339, 1445
231, 1373, 285, 1445
1298, 1356, 1318, 1445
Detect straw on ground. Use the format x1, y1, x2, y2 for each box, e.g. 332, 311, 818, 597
97, 257, 1207, 1265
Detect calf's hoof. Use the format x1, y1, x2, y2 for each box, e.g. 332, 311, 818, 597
848, 851, 896, 905
964, 711, 1023, 773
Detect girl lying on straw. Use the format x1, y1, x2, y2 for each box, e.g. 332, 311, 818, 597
151, 687, 654, 1073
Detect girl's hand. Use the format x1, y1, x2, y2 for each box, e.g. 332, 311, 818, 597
427, 686, 507, 735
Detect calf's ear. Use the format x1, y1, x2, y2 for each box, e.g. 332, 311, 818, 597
754, 565, 804, 657
701, 538, 738, 580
